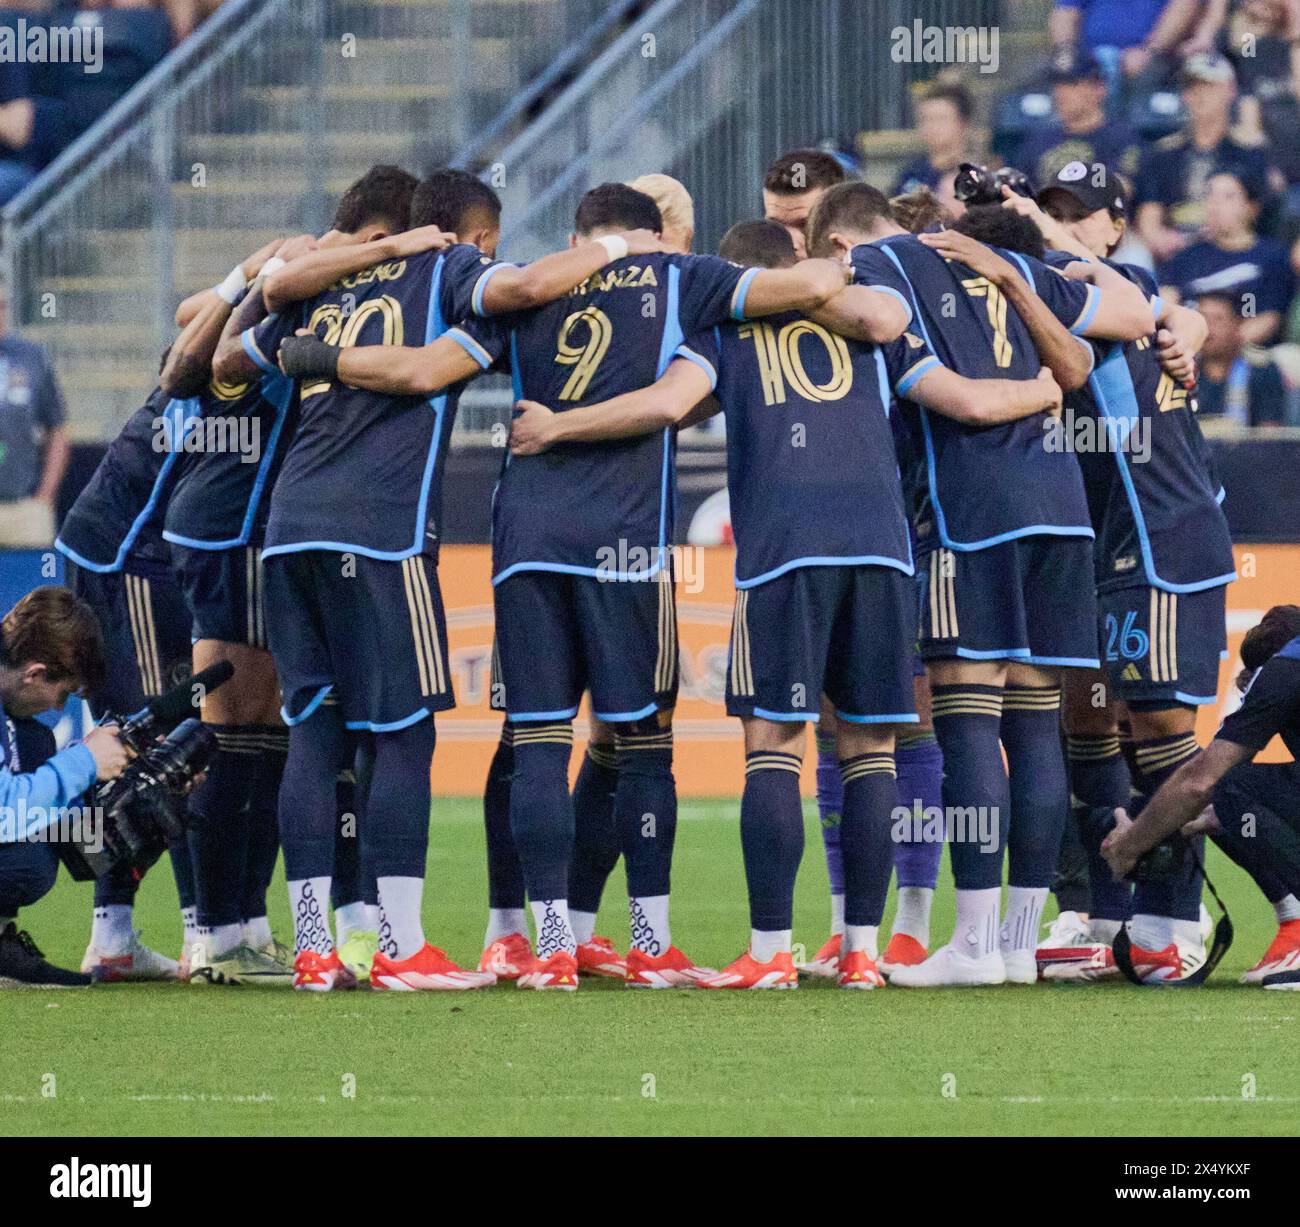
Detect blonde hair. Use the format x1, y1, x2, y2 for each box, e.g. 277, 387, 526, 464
626, 173, 695, 252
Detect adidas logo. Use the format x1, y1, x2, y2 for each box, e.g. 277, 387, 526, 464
1122, 664, 1142, 682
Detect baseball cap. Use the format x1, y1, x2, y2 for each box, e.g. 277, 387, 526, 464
1179, 52, 1236, 86
1047, 45, 1104, 84
1037, 159, 1129, 217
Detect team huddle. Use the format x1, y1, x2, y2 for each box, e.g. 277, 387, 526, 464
50, 147, 1300, 993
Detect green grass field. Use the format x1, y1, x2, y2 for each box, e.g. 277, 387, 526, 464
3, 799, 1298, 1137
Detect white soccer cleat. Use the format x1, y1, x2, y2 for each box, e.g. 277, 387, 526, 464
81, 932, 180, 983
888, 942, 1006, 988
1001, 950, 1038, 984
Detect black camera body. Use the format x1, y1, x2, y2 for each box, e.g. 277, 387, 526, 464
1087, 804, 1188, 883
954, 161, 1035, 208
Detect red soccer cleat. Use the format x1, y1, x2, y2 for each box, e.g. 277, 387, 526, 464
625, 945, 716, 988
292, 948, 358, 993
698, 950, 798, 990
371, 943, 496, 991
879, 933, 927, 976
517, 950, 579, 991
837, 949, 887, 990
1242, 919, 1300, 984
479, 933, 536, 980
576, 935, 628, 979
796, 933, 841, 978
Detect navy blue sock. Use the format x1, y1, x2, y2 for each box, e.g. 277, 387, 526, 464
241, 727, 286, 923
168, 835, 195, 911
279, 703, 348, 883
740, 752, 805, 931
615, 727, 677, 899
93, 862, 139, 908
188, 725, 260, 927
508, 722, 575, 901
931, 685, 1010, 890
364, 718, 437, 880
484, 725, 524, 910
840, 753, 898, 927
1067, 733, 1133, 921
1131, 732, 1203, 921
570, 741, 620, 915
331, 767, 365, 909
1002, 685, 1067, 890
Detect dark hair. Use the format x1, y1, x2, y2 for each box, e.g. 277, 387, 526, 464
805, 180, 893, 257
409, 168, 502, 233
916, 80, 974, 123
952, 204, 1046, 261
332, 164, 419, 235
1, 586, 106, 694
573, 183, 663, 237
890, 186, 952, 234
1237, 605, 1300, 690
763, 148, 848, 196
718, 219, 797, 268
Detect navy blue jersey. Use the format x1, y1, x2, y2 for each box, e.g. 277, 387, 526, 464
1050, 256, 1236, 594
253, 243, 500, 561
461, 252, 759, 582
864, 232, 1097, 552
162, 318, 298, 549
679, 317, 936, 587
55, 389, 201, 573
1218, 636, 1300, 760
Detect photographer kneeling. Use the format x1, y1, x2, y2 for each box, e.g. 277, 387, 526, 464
1104, 605, 1300, 987
0, 587, 128, 987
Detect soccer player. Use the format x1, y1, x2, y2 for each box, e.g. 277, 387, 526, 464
994, 162, 1235, 981
762, 148, 848, 258
805, 181, 1154, 987
238, 173, 671, 991
53, 276, 261, 980
1101, 604, 1300, 991
281, 183, 870, 989
507, 217, 1064, 989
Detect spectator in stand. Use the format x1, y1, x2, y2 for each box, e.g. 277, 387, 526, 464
1015, 47, 1144, 187
1194, 291, 1292, 424
0, 277, 70, 548
891, 81, 976, 201
1134, 52, 1276, 262
1159, 167, 1294, 342
1220, 0, 1300, 189
0, 10, 74, 204
1049, 0, 1204, 92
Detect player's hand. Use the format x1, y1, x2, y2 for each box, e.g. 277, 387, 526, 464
619, 229, 673, 256
274, 233, 319, 263
918, 226, 1015, 284
509, 400, 557, 455
1155, 327, 1196, 387
279, 331, 341, 380
240, 237, 283, 280
1100, 807, 1138, 880
84, 725, 130, 782
386, 226, 458, 258
1034, 365, 1063, 416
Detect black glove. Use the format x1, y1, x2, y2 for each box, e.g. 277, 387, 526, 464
279, 334, 341, 381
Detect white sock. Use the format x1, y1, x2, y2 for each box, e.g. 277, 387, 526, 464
365, 903, 380, 931
1275, 894, 1300, 923
288, 876, 334, 955
1000, 886, 1047, 955
844, 923, 879, 957
335, 901, 372, 944
829, 892, 845, 936
892, 886, 933, 946
629, 894, 671, 954
751, 928, 791, 961
484, 907, 529, 945
1171, 916, 1205, 949
377, 876, 426, 960
953, 887, 1001, 958
180, 905, 199, 948
197, 922, 242, 958
530, 899, 576, 957
569, 909, 598, 946
242, 915, 272, 949
91, 904, 134, 955
1131, 912, 1176, 951
1088, 917, 1122, 943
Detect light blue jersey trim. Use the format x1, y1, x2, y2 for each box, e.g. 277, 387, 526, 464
1070, 283, 1100, 335
736, 554, 914, 589
1089, 345, 1237, 593
493, 558, 667, 586
472, 262, 510, 315
894, 354, 940, 396
862, 284, 913, 327
1174, 690, 1218, 706
730, 267, 759, 319
752, 707, 817, 723
242, 327, 277, 375
1024, 654, 1102, 667
446, 326, 494, 370
592, 702, 660, 723
673, 344, 717, 389
835, 709, 920, 724
509, 705, 582, 722
280, 684, 333, 727
344, 708, 432, 733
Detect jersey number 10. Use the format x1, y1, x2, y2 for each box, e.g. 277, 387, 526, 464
736, 319, 853, 406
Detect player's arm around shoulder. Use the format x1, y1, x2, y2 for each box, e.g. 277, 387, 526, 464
1060, 256, 1156, 342
909, 363, 1063, 427
278, 329, 487, 398
741, 257, 853, 320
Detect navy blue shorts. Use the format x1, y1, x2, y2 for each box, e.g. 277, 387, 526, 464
263, 546, 452, 732
917, 536, 1099, 667
66, 560, 192, 712
727, 564, 918, 724
1098, 583, 1227, 706
492, 569, 677, 724
170, 543, 267, 648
